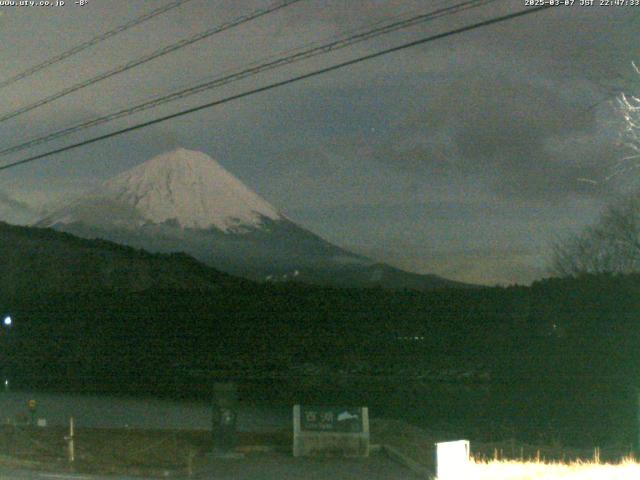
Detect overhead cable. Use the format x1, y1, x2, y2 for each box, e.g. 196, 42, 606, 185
0, 0, 495, 157
0, 5, 553, 173
0, 0, 196, 90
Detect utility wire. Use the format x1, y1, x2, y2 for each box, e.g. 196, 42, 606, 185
0, 0, 304, 124
0, 0, 496, 157
0, 0, 196, 91
0, 5, 553, 173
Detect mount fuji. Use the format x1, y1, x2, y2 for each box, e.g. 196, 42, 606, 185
37, 148, 463, 289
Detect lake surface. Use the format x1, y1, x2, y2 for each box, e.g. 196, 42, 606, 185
0, 390, 289, 432
1, 379, 634, 448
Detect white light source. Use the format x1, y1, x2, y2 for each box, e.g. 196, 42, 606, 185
436, 440, 471, 480
3, 316, 11, 326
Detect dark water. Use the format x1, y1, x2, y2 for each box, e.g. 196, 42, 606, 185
238, 379, 637, 448
10, 372, 637, 448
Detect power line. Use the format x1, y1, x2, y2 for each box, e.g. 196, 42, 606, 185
0, 0, 305, 124
0, 0, 196, 91
0, 0, 496, 157
0, 5, 553, 173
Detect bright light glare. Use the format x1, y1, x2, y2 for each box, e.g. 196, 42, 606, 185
468, 458, 640, 480
3, 316, 10, 326
436, 440, 471, 480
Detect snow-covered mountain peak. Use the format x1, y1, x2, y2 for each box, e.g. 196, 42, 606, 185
88, 148, 281, 231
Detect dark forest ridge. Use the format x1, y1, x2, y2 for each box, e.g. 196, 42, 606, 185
1, 220, 468, 294
0, 221, 247, 294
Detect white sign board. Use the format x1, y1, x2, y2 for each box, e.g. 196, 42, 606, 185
293, 405, 369, 457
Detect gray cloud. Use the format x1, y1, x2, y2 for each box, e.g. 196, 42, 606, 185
355, 65, 623, 201
0, 190, 31, 212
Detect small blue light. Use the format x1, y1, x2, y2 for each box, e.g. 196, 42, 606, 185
3, 316, 11, 326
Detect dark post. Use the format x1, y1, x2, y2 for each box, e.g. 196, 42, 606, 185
28, 399, 37, 426
637, 388, 640, 455
211, 382, 238, 453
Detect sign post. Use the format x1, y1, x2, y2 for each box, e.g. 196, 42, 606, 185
637, 388, 640, 455
27, 399, 37, 426
211, 382, 238, 454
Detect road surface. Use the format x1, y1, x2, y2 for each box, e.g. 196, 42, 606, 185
0, 452, 422, 479
0, 469, 143, 480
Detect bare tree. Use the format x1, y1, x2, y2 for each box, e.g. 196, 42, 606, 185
551, 193, 640, 276
612, 62, 640, 179
550, 64, 640, 276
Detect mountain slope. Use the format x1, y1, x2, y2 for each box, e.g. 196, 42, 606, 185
37, 148, 465, 290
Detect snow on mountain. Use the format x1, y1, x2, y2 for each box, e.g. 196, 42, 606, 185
48, 148, 280, 232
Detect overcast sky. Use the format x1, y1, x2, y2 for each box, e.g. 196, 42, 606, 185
0, 0, 637, 285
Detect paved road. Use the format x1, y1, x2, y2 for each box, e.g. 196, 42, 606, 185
0, 469, 144, 480
193, 452, 423, 479
0, 452, 422, 480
